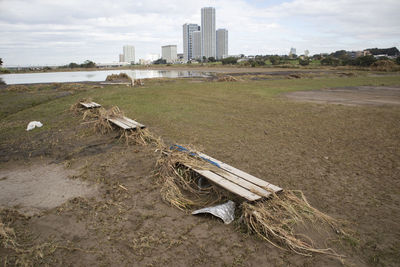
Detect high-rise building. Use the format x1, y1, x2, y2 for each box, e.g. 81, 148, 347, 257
192, 31, 202, 60
123, 45, 135, 64
161, 45, 177, 63
183, 23, 200, 62
201, 7, 216, 59
216, 29, 228, 60
119, 54, 124, 62
289, 47, 296, 57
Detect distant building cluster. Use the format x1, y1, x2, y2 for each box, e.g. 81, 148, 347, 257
183, 7, 228, 62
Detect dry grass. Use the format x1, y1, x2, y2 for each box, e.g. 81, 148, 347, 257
156, 147, 228, 211
156, 146, 348, 258
217, 75, 240, 82
105, 73, 133, 83
242, 190, 347, 257
70, 102, 350, 259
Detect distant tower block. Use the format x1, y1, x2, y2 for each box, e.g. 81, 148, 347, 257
201, 7, 216, 58
192, 31, 202, 60
216, 29, 228, 60
183, 23, 201, 62
123, 45, 135, 64
162, 45, 178, 63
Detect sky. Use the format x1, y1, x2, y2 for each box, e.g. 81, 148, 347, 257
0, 0, 399, 66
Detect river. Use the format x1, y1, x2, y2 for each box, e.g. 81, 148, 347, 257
0, 69, 211, 85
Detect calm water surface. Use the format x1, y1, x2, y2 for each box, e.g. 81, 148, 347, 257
0, 69, 211, 85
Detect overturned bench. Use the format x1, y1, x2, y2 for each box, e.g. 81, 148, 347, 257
107, 116, 146, 130
171, 145, 282, 201
80, 101, 101, 109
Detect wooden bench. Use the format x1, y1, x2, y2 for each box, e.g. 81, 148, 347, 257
170, 145, 282, 201
80, 102, 101, 109
107, 116, 146, 130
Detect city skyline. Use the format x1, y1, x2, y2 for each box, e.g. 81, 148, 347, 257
0, 0, 399, 66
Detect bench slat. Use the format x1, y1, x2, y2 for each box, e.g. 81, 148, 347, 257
192, 168, 262, 201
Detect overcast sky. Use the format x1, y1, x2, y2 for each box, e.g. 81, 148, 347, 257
0, 0, 399, 66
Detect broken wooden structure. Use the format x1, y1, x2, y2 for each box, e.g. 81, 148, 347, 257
171, 145, 282, 201
80, 102, 101, 109
107, 116, 146, 130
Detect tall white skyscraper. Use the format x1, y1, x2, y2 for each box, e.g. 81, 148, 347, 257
201, 7, 216, 59
216, 29, 228, 60
192, 31, 202, 60
123, 45, 135, 64
183, 23, 200, 62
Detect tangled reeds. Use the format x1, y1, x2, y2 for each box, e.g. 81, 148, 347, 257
156, 146, 347, 258
217, 75, 239, 82
70, 98, 101, 120
105, 73, 133, 83
242, 191, 346, 257
156, 147, 229, 211
70, 101, 348, 258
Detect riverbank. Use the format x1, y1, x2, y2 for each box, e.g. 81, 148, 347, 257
1, 73, 400, 266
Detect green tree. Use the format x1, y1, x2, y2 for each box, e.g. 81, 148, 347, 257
321, 56, 340, 66
269, 55, 281, 65
395, 57, 400, 65
354, 55, 376, 67
0, 58, 2, 66
153, 58, 167, 64
221, 57, 238, 65
82, 60, 96, 68
298, 58, 310, 66
68, 62, 79, 68
208, 57, 216, 62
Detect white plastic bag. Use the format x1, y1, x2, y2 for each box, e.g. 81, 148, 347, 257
26, 121, 43, 131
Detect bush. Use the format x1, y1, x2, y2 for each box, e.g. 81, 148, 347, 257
153, 59, 167, 64
354, 55, 376, 67
221, 57, 238, 65
371, 60, 397, 71
269, 56, 281, 65
396, 57, 400, 65
298, 58, 310, 66
321, 57, 340, 66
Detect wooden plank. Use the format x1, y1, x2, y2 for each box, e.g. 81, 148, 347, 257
119, 117, 142, 129
212, 169, 272, 198
80, 102, 101, 109
123, 116, 145, 128
108, 117, 133, 130
197, 152, 282, 193
193, 169, 262, 201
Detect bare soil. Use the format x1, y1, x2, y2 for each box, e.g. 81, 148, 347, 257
0, 113, 351, 266
285, 86, 400, 106
0, 159, 97, 216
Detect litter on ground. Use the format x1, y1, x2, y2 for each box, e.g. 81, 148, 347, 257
26, 121, 43, 131
192, 200, 236, 224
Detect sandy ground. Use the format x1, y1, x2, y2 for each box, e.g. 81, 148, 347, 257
0, 160, 97, 216
285, 86, 400, 106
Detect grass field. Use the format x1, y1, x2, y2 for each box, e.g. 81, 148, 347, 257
1, 72, 400, 266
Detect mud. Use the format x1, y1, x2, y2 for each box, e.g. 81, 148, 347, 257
285, 86, 400, 106
0, 159, 97, 216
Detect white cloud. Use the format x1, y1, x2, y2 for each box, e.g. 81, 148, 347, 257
0, 0, 399, 65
